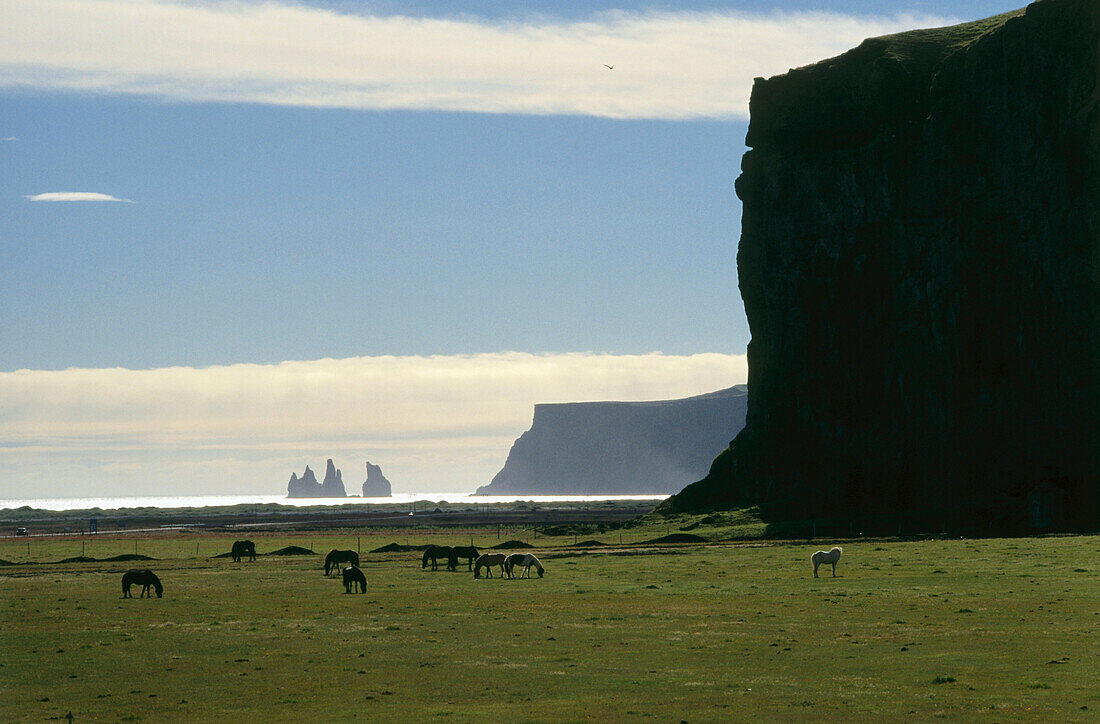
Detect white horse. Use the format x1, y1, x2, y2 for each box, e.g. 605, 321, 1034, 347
504, 553, 545, 578
811, 547, 842, 577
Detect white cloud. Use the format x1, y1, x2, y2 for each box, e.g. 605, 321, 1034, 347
1, 136, 15, 141
0, 1, 952, 120
24, 192, 133, 202
0, 352, 747, 497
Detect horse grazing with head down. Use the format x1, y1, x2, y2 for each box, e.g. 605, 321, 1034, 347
473, 553, 507, 579
504, 553, 545, 578
342, 565, 367, 593
122, 569, 163, 598
811, 547, 842, 578
451, 546, 479, 571
421, 545, 457, 572
325, 549, 359, 576
231, 540, 256, 562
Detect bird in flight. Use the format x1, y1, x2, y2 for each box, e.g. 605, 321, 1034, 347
603, 64, 614, 70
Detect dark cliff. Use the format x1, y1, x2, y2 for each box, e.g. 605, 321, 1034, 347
663, 0, 1099, 534
476, 386, 748, 496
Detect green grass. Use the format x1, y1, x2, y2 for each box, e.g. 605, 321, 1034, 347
2, 533, 1097, 722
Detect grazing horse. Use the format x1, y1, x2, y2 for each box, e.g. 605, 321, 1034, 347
505, 553, 545, 579
421, 545, 457, 572
451, 546, 479, 571
122, 569, 163, 598
231, 540, 256, 562
325, 549, 359, 576
812, 546, 843, 578
473, 553, 507, 579
342, 565, 367, 594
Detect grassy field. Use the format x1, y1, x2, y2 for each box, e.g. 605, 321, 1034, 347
1, 529, 1096, 722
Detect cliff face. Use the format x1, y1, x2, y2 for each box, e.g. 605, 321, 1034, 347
362, 461, 392, 497
665, 0, 1099, 533
476, 386, 748, 496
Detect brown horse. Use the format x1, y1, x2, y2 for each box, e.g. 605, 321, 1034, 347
452, 546, 479, 571
122, 570, 163, 598
474, 553, 507, 579
231, 540, 256, 562
325, 549, 359, 576
421, 545, 457, 571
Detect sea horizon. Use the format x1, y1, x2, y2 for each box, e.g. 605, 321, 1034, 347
0, 492, 670, 513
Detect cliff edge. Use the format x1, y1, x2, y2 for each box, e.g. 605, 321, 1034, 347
662, 0, 1098, 534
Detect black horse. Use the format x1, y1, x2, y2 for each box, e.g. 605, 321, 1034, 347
421, 545, 457, 571
451, 546, 479, 571
122, 569, 163, 598
325, 549, 359, 576
342, 565, 367, 594
231, 540, 256, 562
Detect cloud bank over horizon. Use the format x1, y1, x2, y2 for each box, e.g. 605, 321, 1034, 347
0, 352, 747, 498
0, 1, 952, 120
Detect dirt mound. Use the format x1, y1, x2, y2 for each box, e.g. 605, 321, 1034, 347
267, 546, 316, 556
491, 540, 534, 549
571, 540, 608, 547
54, 553, 158, 564
370, 543, 431, 553
640, 533, 709, 545
0, 558, 15, 566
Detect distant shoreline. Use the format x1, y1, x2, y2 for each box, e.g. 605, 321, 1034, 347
0, 497, 665, 535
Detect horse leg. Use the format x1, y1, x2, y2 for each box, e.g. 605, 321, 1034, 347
813, 562, 819, 578
831, 562, 837, 577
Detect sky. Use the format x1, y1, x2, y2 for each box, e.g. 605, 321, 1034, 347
0, 0, 1024, 498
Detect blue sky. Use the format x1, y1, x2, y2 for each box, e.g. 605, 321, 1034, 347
0, 0, 1024, 497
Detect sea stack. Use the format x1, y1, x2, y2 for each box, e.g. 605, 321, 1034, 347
287, 462, 347, 498
661, 0, 1099, 534
321, 459, 347, 497
362, 461, 392, 497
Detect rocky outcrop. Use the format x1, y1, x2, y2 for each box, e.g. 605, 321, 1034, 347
362, 461, 392, 497
662, 0, 1099, 534
476, 386, 748, 496
321, 459, 347, 497
286, 460, 347, 498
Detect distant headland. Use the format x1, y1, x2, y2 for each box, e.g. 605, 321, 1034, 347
476, 385, 748, 496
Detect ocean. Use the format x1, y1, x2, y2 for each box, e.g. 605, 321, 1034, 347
0, 493, 668, 512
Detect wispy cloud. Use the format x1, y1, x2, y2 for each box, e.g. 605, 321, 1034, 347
0, 352, 747, 496
24, 192, 133, 202
1, 136, 15, 141
0, 1, 952, 120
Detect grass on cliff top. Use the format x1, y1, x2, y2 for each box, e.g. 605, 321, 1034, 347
2, 532, 1097, 722
869, 8, 1026, 70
